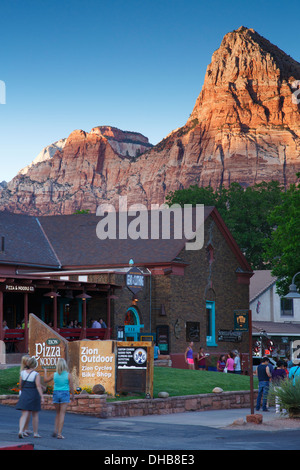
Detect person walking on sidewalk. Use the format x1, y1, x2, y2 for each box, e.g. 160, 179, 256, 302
19, 355, 33, 436
44, 358, 74, 439
16, 356, 44, 438
256, 357, 272, 412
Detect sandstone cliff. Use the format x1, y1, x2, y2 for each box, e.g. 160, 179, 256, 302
0, 127, 152, 215
1, 26, 300, 215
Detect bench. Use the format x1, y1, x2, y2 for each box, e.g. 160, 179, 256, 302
3, 329, 25, 352
58, 328, 110, 341
58, 328, 82, 341
3, 329, 25, 342
84, 328, 108, 340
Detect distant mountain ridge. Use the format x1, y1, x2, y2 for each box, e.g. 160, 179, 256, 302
0, 26, 300, 215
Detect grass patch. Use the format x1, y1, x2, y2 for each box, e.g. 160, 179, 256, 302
153, 368, 257, 397
0, 366, 258, 399
109, 368, 257, 400
0, 366, 20, 395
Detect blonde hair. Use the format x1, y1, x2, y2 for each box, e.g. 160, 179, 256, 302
20, 355, 30, 371
27, 357, 38, 370
56, 358, 69, 375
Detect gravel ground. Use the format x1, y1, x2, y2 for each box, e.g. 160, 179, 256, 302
227, 416, 300, 431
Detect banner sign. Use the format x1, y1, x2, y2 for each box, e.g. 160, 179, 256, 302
5, 284, 35, 293
126, 267, 144, 294
234, 310, 249, 332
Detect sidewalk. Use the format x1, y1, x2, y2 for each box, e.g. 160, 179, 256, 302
120, 407, 300, 431
1, 404, 300, 450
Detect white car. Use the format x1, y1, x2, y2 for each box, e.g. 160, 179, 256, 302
252, 356, 277, 373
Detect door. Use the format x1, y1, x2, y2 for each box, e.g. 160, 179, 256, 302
124, 307, 144, 341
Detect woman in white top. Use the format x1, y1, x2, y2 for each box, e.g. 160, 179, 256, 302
233, 350, 242, 374
16, 356, 44, 438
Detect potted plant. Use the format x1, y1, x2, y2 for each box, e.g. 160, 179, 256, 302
270, 379, 300, 418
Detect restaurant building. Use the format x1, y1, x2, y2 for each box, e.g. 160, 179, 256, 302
0, 207, 253, 362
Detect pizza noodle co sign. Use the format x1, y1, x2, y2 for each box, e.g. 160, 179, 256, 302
35, 338, 62, 368
29, 314, 67, 374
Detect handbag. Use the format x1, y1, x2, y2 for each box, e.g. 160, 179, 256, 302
223, 367, 228, 373
292, 366, 300, 379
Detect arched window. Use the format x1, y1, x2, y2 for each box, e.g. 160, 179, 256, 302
124, 307, 138, 325
124, 307, 144, 342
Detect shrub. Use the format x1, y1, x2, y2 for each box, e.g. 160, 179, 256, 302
270, 379, 300, 417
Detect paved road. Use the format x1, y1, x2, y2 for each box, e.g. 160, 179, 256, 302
1, 405, 300, 452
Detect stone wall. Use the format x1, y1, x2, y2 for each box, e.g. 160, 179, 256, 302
0, 390, 257, 419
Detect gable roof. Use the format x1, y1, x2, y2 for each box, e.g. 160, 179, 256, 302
250, 270, 277, 302
0, 207, 252, 273
38, 207, 214, 267
0, 211, 60, 268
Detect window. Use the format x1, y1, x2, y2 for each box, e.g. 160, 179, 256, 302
281, 298, 294, 317
206, 300, 217, 346
124, 307, 138, 325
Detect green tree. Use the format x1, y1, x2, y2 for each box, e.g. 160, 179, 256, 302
166, 185, 218, 208
223, 181, 283, 269
73, 209, 91, 214
166, 181, 283, 269
263, 175, 300, 296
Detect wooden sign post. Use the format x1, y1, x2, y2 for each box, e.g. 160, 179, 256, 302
234, 309, 254, 414
28, 316, 154, 399
68, 340, 117, 395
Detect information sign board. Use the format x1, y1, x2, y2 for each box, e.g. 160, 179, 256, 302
234, 310, 249, 332
116, 341, 153, 397
218, 330, 242, 342
126, 267, 144, 294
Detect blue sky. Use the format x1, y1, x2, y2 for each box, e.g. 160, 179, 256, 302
1, 0, 300, 182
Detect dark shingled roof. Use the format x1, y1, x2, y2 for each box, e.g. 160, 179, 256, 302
0, 211, 60, 268
38, 207, 215, 267
0, 207, 252, 272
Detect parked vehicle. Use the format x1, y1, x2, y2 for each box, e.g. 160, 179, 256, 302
252, 356, 276, 373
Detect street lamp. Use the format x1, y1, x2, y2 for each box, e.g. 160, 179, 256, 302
284, 272, 300, 299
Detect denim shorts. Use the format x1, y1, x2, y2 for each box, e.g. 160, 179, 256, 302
53, 390, 70, 404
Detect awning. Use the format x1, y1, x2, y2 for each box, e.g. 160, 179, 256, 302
253, 321, 300, 337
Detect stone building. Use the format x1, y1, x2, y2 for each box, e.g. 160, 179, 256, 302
0, 207, 252, 362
